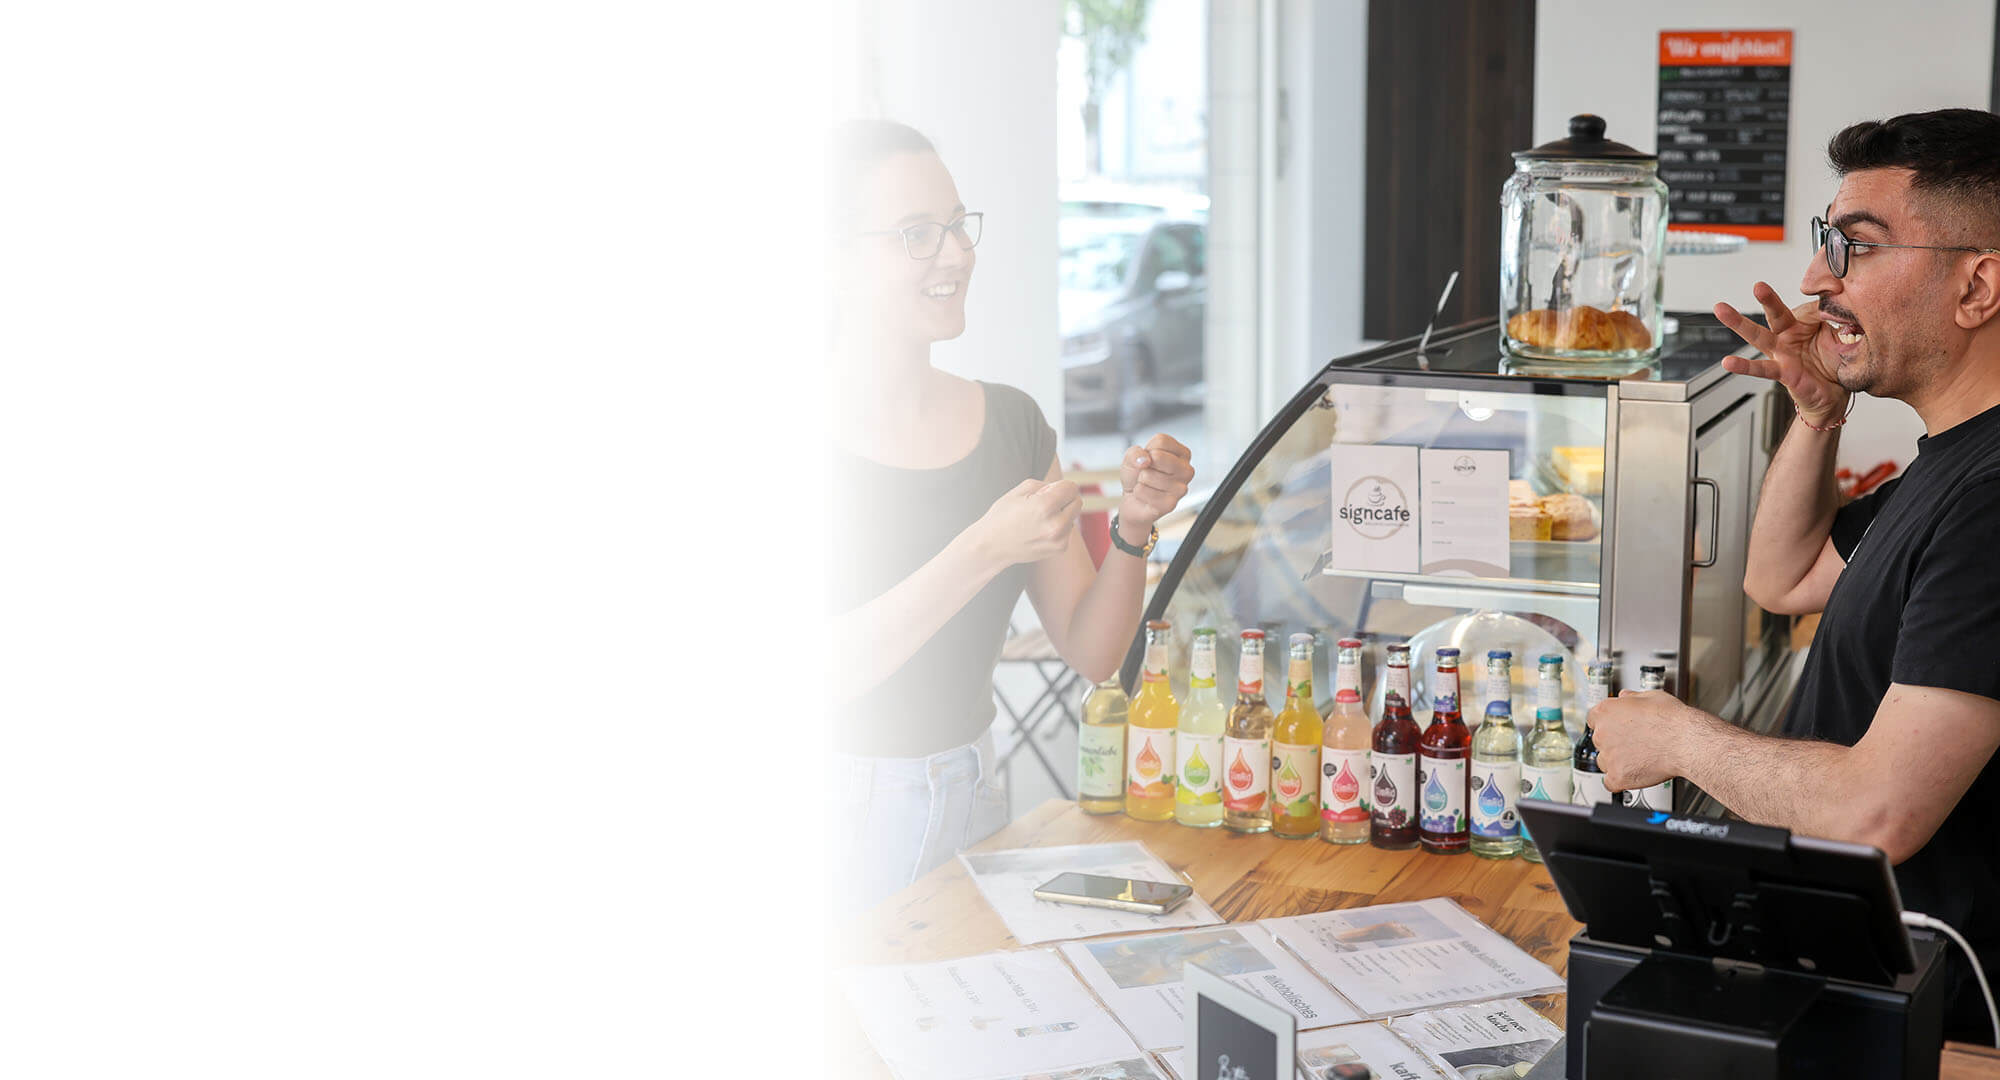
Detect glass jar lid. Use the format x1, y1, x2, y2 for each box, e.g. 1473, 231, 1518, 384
1515, 114, 1656, 162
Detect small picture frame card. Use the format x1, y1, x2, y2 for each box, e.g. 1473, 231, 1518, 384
1326, 445, 1421, 574
1418, 449, 1509, 578
1184, 961, 1295, 1080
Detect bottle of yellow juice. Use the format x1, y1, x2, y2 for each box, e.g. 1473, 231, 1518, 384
1271, 633, 1323, 838
1125, 619, 1179, 822
1174, 627, 1226, 828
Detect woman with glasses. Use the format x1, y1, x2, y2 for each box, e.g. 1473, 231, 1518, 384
827, 119, 1195, 913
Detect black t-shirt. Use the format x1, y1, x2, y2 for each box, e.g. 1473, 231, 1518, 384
829, 382, 1060, 758
1782, 402, 2000, 1041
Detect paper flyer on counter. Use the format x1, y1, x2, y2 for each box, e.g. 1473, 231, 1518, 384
1296, 1021, 1449, 1080
960, 843, 1223, 945
1155, 1022, 1445, 1080
1261, 898, 1563, 1017
1059, 925, 1360, 1050
1387, 999, 1564, 1080
839, 948, 1141, 1080
989, 1056, 1173, 1080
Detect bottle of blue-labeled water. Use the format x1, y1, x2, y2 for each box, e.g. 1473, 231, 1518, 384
1521, 654, 1575, 863
1470, 696, 1523, 859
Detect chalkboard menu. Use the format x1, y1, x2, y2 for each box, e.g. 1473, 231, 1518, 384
1656, 30, 1793, 242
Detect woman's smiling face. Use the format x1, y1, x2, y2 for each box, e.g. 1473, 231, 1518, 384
844, 150, 975, 348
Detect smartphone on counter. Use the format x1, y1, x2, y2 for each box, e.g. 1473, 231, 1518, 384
1033, 872, 1193, 915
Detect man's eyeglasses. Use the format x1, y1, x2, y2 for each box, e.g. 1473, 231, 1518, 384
857, 212, 984, 260
1810, 215, 2000, 279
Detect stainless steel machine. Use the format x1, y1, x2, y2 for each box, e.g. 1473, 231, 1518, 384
1128, 312, 1796, 813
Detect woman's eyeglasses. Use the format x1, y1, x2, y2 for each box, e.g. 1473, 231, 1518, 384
1810, 215, 2000, 279
857, 212, 984, 260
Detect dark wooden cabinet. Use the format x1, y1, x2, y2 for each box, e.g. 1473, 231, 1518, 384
1364, 0, 1537, 341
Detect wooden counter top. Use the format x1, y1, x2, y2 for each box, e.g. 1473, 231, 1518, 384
836, 799, 1999, 1078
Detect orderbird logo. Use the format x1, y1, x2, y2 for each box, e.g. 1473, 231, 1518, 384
1647, 812, 1670, 824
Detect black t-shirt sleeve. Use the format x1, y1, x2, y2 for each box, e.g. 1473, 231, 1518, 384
1892, 476, 2000, 699
1831, 476, 1903, 561
991, 382, 1058, 478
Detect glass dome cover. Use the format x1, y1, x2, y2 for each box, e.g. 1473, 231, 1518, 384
1500, 114, 1668, 363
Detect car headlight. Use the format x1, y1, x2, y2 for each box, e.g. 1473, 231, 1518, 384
1062, 330, 1111, 369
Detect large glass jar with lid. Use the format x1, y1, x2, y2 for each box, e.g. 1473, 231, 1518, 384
1500, 114, 1668, 363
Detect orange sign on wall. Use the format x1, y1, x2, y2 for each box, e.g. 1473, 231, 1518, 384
1657, 30, 1793, 242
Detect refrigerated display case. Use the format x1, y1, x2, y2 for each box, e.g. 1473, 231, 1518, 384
1126, 312, 1797, 815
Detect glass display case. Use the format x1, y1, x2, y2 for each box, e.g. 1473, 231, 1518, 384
1127, 313, 1798, 813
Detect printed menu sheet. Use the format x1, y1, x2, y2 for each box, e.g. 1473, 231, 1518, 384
1156, 1023, 1446, 1080
1418, 449, 1510, 578
990, 1056, 1173, 1080
1059, 925, 1361, 1050
960, 843, 1223, 946
1261, 898, 1563, 1018
839, 948, 1141, 1080
1387, 999, 1564, 1080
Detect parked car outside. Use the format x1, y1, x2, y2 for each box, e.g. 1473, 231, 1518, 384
1059, 184, 1208, 434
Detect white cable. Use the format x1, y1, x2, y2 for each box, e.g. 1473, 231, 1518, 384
1903, 909, 1999, 1046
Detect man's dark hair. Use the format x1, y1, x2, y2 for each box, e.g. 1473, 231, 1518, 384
1827, 108, 2000, 242
828, 118, 937, 228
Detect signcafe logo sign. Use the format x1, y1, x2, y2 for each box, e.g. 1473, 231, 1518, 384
1338, 476, 1412, 540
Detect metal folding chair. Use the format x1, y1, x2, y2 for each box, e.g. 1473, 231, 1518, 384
992, 622, 1080, 804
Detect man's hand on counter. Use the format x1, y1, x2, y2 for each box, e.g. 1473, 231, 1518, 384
1115, 434, 1194, 544
1589, 689, 1718, 793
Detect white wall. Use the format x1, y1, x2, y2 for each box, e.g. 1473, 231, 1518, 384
1534, 0, 1996, 470
1280, 0, 1371, 404
858, 0, 1062, 426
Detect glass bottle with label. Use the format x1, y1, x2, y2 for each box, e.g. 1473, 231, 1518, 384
1470, 649, 1523, 858
1223, 630, 1275, 833
1418, 647, 1471, 854
1174, 628, 1227, 828
1572, 658, 1614, 807
1370, 643, 1421, 850
1271, 634, 1323, 838
1521, 654, 1575, 862
1124, 620, 1179, 822
1077, 674, 1128, 815
1618, 664, 1676, 811
1320, 637, 1372, 844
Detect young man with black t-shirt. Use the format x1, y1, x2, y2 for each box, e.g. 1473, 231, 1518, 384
1590, 108, 2000, 1044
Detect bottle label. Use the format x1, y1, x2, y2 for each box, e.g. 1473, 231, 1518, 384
1143, 643, 1168, 684
1237, 651, 1264, 696
1335, 656, 1362, 697
1485, 666, 1511, 713
1077, 723, 1125, 799
1386, 662, 1411, 706
1190, 646, 1217, 688
1222, 736, 1270, 811
1522, 763, 1574, 806
1320, 748, 1371, 822
1470, 760, 1521, 838
1126, 727, 1175, 800
1537, 676, 1562, 712
1572, 769, 1613, 806
1371, 752, 1416, 832
1417, 755, 1468, 835
1287, 658, 1313, 703
1433, 668, 1460, 716
1619, 779, 1674, 811
1175, 733, 1224, 805
1271, 741, 1320, 820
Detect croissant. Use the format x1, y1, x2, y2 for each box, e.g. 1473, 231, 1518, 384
1507, 305, 1652, 352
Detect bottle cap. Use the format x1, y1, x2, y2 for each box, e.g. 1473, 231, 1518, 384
1487, 649, 1512, 660
1240, 628, 1266, 640
1437, 647, 1461, 658
1289, 633, 1314, 647
1338, 638, 1365, 649
1146, 619, 1171, 631
1540, 653, 1564, 665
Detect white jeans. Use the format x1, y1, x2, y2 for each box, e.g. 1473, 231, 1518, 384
833, 730, 1010, 916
